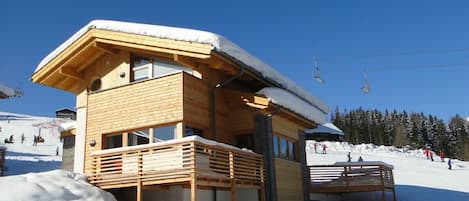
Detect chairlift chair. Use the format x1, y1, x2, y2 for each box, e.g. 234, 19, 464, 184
361, 70, 370, 94
313, 56, 324, 84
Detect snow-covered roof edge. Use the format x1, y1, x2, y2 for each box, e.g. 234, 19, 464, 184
257, 87, 327, 125
34, 20, 329, 114
59, 121, 77, 132
305, 122, 344, 135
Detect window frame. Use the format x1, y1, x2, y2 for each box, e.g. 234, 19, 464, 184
272, 133, 298, 162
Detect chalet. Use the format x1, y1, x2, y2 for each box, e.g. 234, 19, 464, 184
31, 20, 331, 201
305, 123, 344, 142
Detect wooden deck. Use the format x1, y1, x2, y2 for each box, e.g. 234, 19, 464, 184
89, 137, 264, 201
308, 163, 396, 201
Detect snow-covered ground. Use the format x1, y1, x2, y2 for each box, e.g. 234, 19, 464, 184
0, 112, 115, 201
307, 141, 469, 201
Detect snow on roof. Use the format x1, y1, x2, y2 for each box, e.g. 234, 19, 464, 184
0, 84, 22, 98
59, 121, 77, 132
257, 87, 327, 125
92, 135, 252, 156
305, 122, 344, 135
34, 19, 329, 114
0, 170, 116, 201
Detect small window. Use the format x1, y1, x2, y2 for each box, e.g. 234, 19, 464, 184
153, 125, 176, 142
273, 136, 279, 157
90, 78, 102, 91
131, 55, 192, 82
128, 129, 150, 146
103, 134, 122, 149
280, 138, 287, 159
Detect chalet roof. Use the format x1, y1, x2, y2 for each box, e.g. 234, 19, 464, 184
0, 84, 22, 99
34, 20, 329, 115
257, 87, 327, 125
304, 122, 344, 135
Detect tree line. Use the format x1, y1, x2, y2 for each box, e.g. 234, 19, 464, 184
331, 107, 469, 160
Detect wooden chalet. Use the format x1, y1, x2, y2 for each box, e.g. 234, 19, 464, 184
31, 20, 331, 201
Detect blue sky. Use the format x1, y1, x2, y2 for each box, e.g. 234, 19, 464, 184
1, 0, 468, 121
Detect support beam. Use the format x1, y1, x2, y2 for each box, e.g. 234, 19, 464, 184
59, 67, 83, 80
298, 130, 309, 201
254, 114, 277, 201
94, 42, 119, 55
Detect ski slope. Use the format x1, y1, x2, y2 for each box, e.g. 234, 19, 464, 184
307, 141, 469, 201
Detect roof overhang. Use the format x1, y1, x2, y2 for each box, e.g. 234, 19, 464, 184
31, 29, 213, 93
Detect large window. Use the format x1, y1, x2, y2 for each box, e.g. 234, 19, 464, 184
102, 124, 178, 149
272, 134, 297, 161
131, 56, 192, 82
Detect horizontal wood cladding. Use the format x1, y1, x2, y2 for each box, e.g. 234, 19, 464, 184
182, 74, 209, 130
275, 159, 303, 201
272, 115, 304, 140
84, 73, 184, 173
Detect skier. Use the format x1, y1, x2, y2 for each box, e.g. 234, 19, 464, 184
439, 150, 445, 162
313, 142, 318, 154
424, 148, 429, 159
21, 133, 25, 144
347, 152, 352, 162
430, 151, 434, 161
322, 144, 327, 154
448, 159, 452, 170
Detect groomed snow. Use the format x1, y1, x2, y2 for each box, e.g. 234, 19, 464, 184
0, 170, 116, 201
257, 87, 327, 125
34, 19, 329, 115
305, 122, 344, 135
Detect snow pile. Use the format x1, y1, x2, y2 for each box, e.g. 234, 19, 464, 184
257, 87, 327, 124
0, 170, 116, 201
306, 140, 469, 201
34, 19, 329, 115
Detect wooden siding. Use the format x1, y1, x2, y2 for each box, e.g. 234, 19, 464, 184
182, 74, 209, 131
84, 73, 184, 173
275, 159, 303, 201
272, 115, 304, 140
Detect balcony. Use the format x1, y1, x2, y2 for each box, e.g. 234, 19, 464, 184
89, 136, 264, 191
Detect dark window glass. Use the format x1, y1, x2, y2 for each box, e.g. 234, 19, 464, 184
273, 136, 279, 158
280, 138, 287, 159
128, 129, 149, 146
103, 134, 122, 149
236, 134, 254, 150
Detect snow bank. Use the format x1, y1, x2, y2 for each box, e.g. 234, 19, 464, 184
0, 170, 116, 201
34, 19, 329, 115
257, 87, 327, 125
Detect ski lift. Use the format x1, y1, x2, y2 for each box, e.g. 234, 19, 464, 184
313, 56, 324, 84
361, 69, 370, 94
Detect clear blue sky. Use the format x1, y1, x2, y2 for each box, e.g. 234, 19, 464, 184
1, 0, 468, 122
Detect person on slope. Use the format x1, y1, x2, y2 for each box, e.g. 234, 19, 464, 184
347, 152, 352, 162
448, 159, 452, 170
439, 150, 445, 162
430, 151, 434, 161
424, 148, 429, 159
322, 144, 327, 154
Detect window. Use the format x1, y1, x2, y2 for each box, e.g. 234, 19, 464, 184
272, 134, 298, 161
153, 125, 177, 142
131, 55, 191, 82
236, 134, 254, 150
103, 134, 123, 149
128, 129, 150, 146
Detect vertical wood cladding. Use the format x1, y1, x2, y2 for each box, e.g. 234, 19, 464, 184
85, 73, 183, 173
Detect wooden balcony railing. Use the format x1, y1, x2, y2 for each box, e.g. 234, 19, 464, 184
308, 162, 395, 193
89, 136, 264, 189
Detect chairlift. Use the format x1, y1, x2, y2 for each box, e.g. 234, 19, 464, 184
313, 56, 324, 84
361, 69, 370, 94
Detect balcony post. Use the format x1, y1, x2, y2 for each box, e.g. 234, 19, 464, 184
190, 142, 197, 201
229, 151, 236, 201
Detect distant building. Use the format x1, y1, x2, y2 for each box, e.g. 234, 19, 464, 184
55, 108, 76, 120
305, 122, 344, 141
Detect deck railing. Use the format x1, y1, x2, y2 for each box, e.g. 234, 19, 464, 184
308, 163, 394, 192
89, 137, 264, 189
